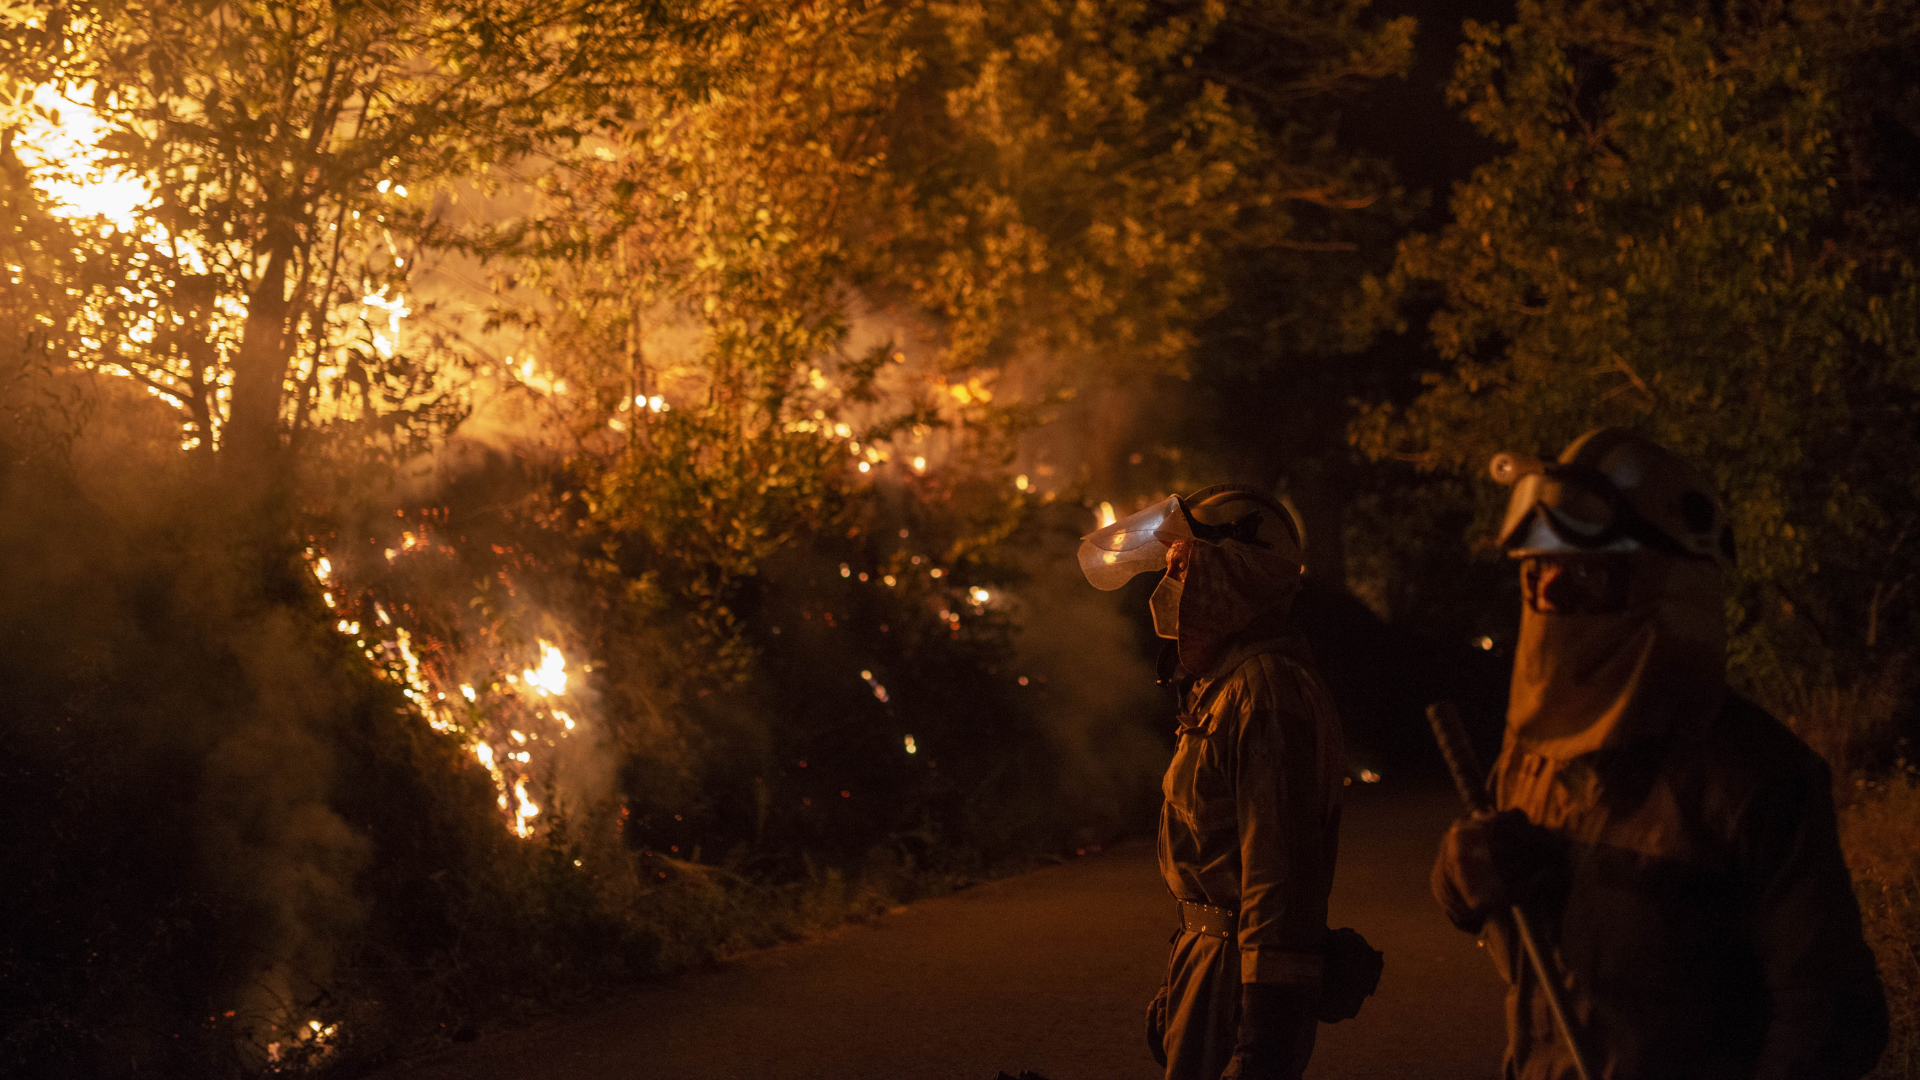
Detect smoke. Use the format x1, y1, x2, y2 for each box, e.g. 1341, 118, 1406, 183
996, 497, 1168, 842
2, 378, 378, 1067
195, 604, 371, 1058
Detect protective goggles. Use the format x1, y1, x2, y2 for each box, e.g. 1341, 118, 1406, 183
1077, 495, 1273, 591
1494, 458, 1689, 558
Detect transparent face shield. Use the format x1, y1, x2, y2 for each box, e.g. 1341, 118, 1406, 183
1077, 495, 1195, 591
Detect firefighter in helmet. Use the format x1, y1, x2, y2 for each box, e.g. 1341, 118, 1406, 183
1433, 428, 1887, 1079
1081, 485, 1349, 1080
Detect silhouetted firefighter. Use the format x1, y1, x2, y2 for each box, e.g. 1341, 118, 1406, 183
1079, 485, 1380, 1080
1433, 429, 1888, 1080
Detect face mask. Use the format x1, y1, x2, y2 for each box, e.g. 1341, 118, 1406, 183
1150, 575, 1182, 639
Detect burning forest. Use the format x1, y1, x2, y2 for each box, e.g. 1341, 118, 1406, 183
5, 0, 1920, 1077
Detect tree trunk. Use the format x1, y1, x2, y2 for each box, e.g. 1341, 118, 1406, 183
226, 239, 295, 473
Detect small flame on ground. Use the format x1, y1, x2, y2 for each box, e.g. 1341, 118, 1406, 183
512, 779, 540, 837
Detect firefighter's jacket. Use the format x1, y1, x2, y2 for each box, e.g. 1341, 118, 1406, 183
1159, 623, 1346, 988
1481, 693, 1887, 1080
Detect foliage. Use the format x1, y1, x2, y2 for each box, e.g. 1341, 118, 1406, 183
1352, 0, 1920, 686
509, 0, 1417, 682
5, 0, 710, 467
893, 0, 1415, 376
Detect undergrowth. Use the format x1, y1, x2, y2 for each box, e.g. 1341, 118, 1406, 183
1842, 779, 1920, 1080
1769, 665, 1920, 1079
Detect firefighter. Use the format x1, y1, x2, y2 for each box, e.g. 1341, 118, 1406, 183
1079, 485, 1346, 1080
1433, 428, 1888, 1080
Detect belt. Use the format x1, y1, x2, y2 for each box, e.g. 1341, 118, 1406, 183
1178, 900, 1236, 940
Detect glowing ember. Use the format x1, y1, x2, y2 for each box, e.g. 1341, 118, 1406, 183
904, 735, 917, 754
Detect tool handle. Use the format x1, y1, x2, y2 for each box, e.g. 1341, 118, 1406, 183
1426, 701, 1596, 1080
1425, 702, 1491, 814
1512, 907, 1595, 1080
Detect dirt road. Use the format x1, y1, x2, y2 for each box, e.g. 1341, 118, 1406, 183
369, 782, 1505, 1080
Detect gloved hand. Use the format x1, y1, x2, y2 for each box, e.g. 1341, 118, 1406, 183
1431, 809, 1563, 933
1220, 983, 1316, 1080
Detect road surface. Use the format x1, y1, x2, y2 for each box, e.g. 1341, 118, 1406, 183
369, 781, 1506, 1080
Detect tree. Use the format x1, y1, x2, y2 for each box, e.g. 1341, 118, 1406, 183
493, 0, 1418, 700
1354, 0, 1920, 683
5, 0, 708, 480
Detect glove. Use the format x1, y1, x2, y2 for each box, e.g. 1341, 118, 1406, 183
1431, 809, 1563, 933
1220, 983, 1316, 1080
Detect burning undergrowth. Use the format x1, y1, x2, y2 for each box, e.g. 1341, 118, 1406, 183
0, 357, 1167, 1078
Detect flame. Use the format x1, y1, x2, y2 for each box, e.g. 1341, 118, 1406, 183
1096, 501, 1117, 528
512, 778, 540, 837
9, 82, 152, 230
303, 545, 591, 842
522, 640, 568, 697
362, 291, 410, 359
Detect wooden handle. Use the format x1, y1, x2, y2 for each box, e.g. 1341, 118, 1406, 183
1426, 702, 1490, 814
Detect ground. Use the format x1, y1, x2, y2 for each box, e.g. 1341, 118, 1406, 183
366, 781, 1506, 1080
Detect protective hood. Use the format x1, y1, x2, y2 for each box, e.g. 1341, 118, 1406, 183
1493, 429, 1731, 757
1507, 551, 1727, 759
1174, 533, 1303, 674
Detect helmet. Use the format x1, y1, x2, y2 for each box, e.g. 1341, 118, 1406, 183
1491, 428, 1733, 565
1077, 484, 1304, 591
